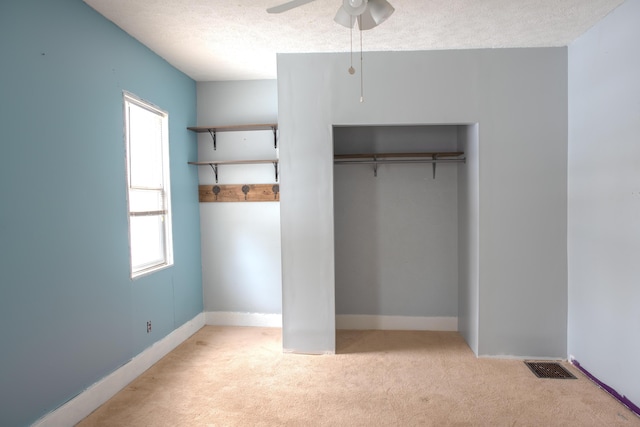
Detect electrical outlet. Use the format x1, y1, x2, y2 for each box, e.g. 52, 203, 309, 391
146, 321, 152, 333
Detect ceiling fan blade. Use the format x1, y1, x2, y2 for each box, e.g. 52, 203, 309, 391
267, 0, 316, 13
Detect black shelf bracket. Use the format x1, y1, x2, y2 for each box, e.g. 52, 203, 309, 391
209, 163, 219, 183
207, 129, 217, 150
272, 126, 278, 149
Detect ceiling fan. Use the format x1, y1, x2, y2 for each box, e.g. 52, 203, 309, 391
267, 0, 395, 31
268, 0, 395, 103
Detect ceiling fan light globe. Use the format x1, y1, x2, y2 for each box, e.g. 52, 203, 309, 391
358, 0, 394, 29
334, 7, 356, 28
342, 0, 368, 16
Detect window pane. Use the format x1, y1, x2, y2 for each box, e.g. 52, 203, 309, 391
129, 188, 165, 213
130, 215, 165, 270
128, 103, 163, 189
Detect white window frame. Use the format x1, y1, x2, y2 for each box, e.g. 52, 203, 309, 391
123, 91, 173, 278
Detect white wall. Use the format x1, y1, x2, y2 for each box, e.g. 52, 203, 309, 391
333, 125, 459, 318
278, 48, 567, 356
568, 0, 640, 408
196, 80, 282, 315
457, 124, 480, 355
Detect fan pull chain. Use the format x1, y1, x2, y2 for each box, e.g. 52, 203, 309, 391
359, 21, 364, 103
348, 15, 355, 74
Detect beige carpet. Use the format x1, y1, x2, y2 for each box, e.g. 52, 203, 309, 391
78, 326, 640, 426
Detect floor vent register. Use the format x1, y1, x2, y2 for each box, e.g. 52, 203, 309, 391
525, 362, 577, 379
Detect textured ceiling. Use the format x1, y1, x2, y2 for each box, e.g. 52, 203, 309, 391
82, 0, 624, 81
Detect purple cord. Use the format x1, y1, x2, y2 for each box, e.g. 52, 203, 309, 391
571, 359, 640, 418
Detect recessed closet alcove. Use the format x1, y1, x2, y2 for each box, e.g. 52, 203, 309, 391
333, 124, 479, 339
279, 50, 567, 357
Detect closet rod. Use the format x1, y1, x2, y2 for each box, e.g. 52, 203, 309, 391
333, 157, 465, 179
334, 151, 463, 160
333, 158, 465, 165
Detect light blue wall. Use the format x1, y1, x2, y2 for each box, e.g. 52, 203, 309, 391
568, 0, 640, 409
0, 0, 202, 425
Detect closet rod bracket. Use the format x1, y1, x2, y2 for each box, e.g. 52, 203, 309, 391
432, 154, 438, 179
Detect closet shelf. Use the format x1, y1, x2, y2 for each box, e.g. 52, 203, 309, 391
187, 124, 277, 133
189, 160, 279, 183
187, 123, 278, 149
188, 160, 278, 166
334, 152, 465, 179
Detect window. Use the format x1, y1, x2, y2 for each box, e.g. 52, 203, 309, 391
124, 92, 173, 278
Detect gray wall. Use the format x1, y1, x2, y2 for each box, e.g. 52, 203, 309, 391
278, 48, 567, 356
457, 125, 480, 355
568, 0, 640, 407
333, 125, 459, 318
196, 81, 282, 314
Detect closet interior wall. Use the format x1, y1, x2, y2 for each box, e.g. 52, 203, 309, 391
334, 125, 471, 325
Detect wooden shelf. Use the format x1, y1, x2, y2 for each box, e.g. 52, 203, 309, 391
188, 123, 278, 150
188, 159, 278, 166
187, 123, 277, 133
189, 160, 279, 183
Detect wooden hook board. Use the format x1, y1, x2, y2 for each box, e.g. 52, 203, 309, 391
198, 184, 280, 202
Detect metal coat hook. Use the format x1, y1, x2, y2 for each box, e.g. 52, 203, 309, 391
373, 155, 378, 177
242, 185, 250, 200
212, 185, 221, 201
272, 184, 280, 200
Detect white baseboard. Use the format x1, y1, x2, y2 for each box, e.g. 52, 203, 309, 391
336, 315, 458, 331
203, 312, 457, 331
205, 311, 283, 327
480, 354, 565, 361
32, 313, 205, 427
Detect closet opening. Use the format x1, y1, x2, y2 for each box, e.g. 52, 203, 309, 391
333, 124, 479, 354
